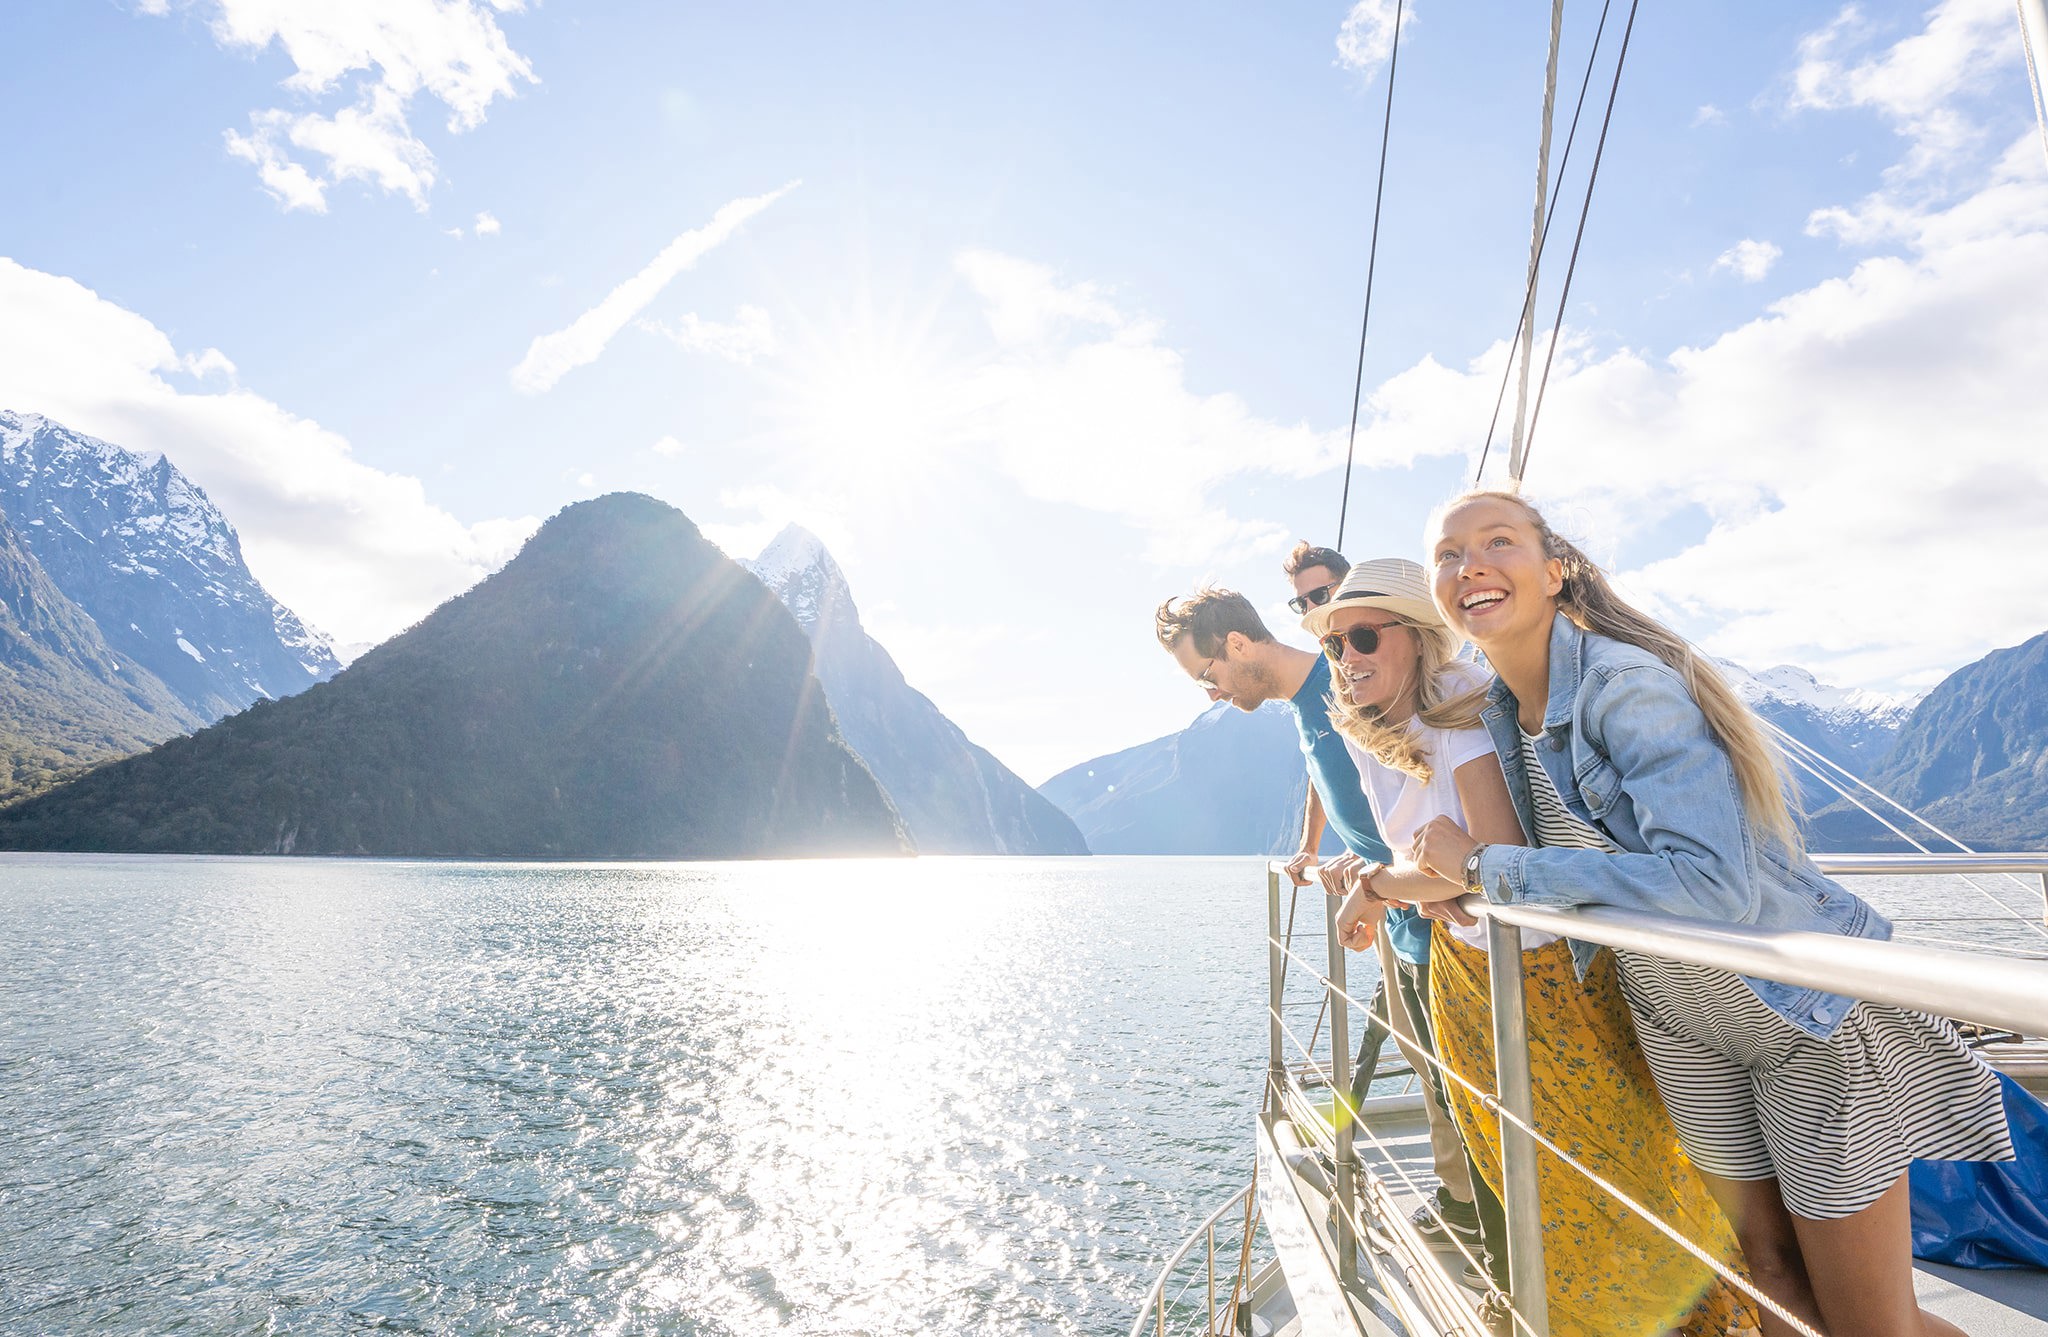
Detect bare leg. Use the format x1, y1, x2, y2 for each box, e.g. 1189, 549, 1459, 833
1789, 1173, 1967, 1337
1695, 1171, 1823, 1337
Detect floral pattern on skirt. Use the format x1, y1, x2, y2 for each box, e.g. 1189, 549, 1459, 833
1428, 926, 1760, 1337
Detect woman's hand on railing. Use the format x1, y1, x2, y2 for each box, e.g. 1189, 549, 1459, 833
1335, 879, 1386, 953
1418, 896, 1480, 928
1282, 849, 1318, 887
1315, 851, 1361, 899
1410, 815, 1481, 894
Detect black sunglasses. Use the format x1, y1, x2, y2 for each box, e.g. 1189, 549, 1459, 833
1287, 582, 1339, 616
1320, 621, 1403, 661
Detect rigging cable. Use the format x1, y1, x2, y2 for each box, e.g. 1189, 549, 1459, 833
1517, 0, 1644, 479
1510, 0, 1568, 482
1335, 0, 1408, 551
1472, 0, 1617, 487
2020, 0, 2048, 171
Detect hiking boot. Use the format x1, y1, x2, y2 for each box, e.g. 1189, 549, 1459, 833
1409, 1188, 1482, 1251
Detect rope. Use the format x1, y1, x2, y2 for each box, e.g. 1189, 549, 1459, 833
2020, 0, 2048, 172
1518, 0, 1643, 477
1473, 0, 1616, 487
1336, 0, 1407, 551
1270, 933, 1829, 1337
1509, 0, 1568, 483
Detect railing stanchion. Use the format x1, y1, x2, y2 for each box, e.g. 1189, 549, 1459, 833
2039, 870, 2046, 926
1325, 888, 1360, 1293
1206, 1222, 1216, 1332
1488, 915, 1550, 1336
1267, 867, 1285, 1119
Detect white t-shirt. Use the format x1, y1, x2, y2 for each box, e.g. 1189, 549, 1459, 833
1340, 662, 1557, 952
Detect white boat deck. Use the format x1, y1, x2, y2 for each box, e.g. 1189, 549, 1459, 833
1349, 1096, 2048, 1336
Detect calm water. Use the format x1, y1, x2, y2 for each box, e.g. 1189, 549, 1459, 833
5, 855, 2041, 1337
1, 855, 1297, 1336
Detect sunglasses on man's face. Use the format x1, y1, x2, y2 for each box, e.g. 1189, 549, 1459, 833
1321, 621, 1402, 661
1288, 582, 1339, 616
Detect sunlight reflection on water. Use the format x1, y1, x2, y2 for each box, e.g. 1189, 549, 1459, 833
0, 855, 1278, 1335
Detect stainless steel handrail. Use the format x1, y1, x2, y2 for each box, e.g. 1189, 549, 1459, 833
1459, 896, 2048, 1036
1128, 1181, 1257, 1337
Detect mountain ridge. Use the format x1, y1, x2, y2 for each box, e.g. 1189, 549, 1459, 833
744, 524, 1087, 855
0, 409, 339, 719
0, 494, 907, 857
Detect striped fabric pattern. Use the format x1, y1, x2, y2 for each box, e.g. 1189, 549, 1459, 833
1519, 730, 1619, 852
1617, 952, 2014, 1218
1517, 730, 2014, 1219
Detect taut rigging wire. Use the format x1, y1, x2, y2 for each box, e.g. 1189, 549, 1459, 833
1472, 0, 1616, 487
1335, 0, 1408, 551
1517, 0, 1643, 480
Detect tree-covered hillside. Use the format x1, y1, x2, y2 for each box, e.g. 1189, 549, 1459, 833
0, 494, 908, 858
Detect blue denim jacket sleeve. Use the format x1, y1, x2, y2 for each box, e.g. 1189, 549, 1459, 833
1478, 662, 1759, 922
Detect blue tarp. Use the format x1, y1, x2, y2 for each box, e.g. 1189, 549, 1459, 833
1911, 1072, 2048, 1269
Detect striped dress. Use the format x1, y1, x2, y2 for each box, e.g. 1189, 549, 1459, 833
1519, 729, 2014, 1220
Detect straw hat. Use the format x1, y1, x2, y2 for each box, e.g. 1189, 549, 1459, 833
1301, 557, 1442, 637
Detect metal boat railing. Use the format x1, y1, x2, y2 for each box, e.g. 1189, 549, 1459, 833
1127, 1180, 1264, 1337
1260, 852, 2048, 1337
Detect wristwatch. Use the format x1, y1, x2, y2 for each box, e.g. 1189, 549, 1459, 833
1462, 844, 1489, 894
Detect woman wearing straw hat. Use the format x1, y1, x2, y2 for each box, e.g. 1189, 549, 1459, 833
1308, 556, 1757, 1337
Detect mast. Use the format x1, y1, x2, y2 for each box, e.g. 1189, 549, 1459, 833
2021, 0, 2048, 171
1509, 0, 1567, 486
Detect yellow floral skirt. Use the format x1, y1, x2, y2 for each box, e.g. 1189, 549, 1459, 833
1428, 926, 1760, 1337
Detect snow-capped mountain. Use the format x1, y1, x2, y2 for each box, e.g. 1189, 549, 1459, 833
0, 410, 340, 720
744, 525, 1088, 855
1716, 658, 1917, 785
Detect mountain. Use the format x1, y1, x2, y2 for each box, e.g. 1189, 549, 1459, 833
1038, 702, 1338, 856
1717, 659, 1916, 810
1809, 630, 2048, 850
0, 504, 203, 799
0, 494, 907, 858
0, 410, 339, 720
744, 525, 1086, 855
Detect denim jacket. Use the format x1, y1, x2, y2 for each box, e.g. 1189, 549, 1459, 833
1474, 613, 1890, 1039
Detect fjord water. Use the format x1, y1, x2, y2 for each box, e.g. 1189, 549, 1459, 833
1, 855, 1280, 1335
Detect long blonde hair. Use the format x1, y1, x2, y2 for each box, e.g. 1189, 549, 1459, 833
1434, 489, 1803, 851
1326, 613, 1488, 783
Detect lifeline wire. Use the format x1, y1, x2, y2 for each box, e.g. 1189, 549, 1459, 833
1336, 0, 1407, 551
1472, 0, 1616, 487
1517, 0, 1643, 477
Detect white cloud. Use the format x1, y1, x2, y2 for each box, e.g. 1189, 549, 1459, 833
473, 210, 501, 236
1712, 238, 1784, 281
0, 256, 535, 644
1692, 103, 1727, 127
650, 434, 688, 457
155, 0, 536, 212
1788, 0, 2016, 181
1328, 125, 2048, 691
1336, 0, 1409, 76
638, 306, 779, 364
511, 182, 798, 394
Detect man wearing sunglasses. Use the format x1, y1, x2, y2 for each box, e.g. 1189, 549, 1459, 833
1155, 573, 1481, 1257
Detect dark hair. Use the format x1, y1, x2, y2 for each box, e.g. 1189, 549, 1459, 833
1155, 587, 1275, 657
1284, 542, 1350, 580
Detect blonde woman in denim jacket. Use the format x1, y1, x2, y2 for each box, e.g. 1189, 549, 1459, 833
1402, 491, 2012, 1337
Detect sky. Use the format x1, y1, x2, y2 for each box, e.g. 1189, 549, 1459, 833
1, 0, 2044, 785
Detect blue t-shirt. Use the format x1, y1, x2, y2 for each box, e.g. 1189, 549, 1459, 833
1288, 655, 1432, 965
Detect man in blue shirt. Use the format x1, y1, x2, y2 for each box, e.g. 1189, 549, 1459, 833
1154, 581, 1485, 1265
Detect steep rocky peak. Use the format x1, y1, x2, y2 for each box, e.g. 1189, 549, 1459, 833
745, 524, 858, 632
